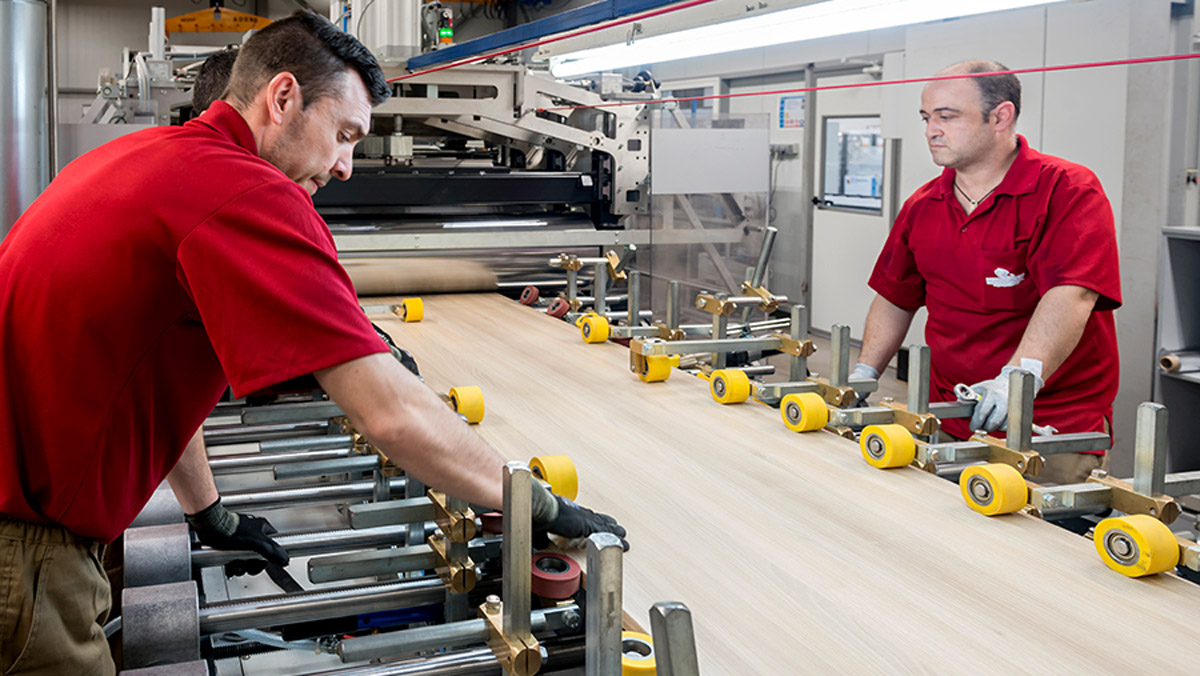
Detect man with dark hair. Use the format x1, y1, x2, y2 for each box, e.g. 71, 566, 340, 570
191, 46, 238, 113
852, 59, 1120, 485
0, 11, 624, 674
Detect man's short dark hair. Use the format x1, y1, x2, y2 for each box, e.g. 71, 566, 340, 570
192, 47, 238, 113
956, 60, 1021, 122
226, 11, 389, 110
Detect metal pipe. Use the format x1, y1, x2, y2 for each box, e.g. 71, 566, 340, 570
830, 324, 850, 387
627, 270, 640, 327
1132, 402, 1168, 497
586, 533, 623, 676
209, 448, 352, 474
907, 345, 931, 416
667, 280, 681, 330
649, 602, 699, 676
261, 435, 355, 453
273, 455, 381, 481
199, 578, 445, 634
338, 605, 578, 663
790, 305, 808, 382
220, 476, 406, 511
203, 421, 330, 446
748, 226, 777, 289
501, 463, 532, 641
192, 523, 423, 567
47, 0, 57, 178
1007, 369, 1034, 453
310, 646, 502, 676
1, 0, 50, 239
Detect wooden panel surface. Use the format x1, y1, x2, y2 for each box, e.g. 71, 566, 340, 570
371, 293, 1200, 674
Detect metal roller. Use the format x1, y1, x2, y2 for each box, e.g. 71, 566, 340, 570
220, 476, 407, 511
192, 523, 432, 567
208, 448, 353, 474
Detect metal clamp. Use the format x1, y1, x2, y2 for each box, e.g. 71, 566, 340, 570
480, 463, 541, 676
428, 489, 477, 542
428, 530, 477, 594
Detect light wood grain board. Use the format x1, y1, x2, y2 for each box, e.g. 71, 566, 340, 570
370, 293, 1200, 675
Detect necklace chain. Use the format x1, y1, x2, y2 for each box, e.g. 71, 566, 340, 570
954, 180, 997, 207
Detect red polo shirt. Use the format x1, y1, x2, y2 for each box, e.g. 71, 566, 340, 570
869, 136, 1120, 441
0, 102, 387, 541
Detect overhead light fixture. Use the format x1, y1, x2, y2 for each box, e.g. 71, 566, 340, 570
549, 0, 1064, 78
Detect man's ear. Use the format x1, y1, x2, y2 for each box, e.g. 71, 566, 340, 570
264, 72, 302, 126
990, 101, 1017, 133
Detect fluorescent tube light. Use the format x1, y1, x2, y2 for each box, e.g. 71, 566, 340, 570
549, 0, 1064, 78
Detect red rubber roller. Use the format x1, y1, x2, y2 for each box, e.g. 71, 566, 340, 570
520, 286, 540, 305
530, 553, 582, 600
546, 298, 571, 319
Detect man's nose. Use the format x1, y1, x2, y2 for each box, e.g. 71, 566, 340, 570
332, 147, 353, 181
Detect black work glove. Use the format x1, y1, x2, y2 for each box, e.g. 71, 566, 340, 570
531, 481, 628, 551
186, 499, 289, 577
372, 322, 421, 377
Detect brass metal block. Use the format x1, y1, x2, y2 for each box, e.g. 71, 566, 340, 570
812, 378, 854, 408
654, 323, 685, 341
480, 601, 542, 676
772, 334, 816, 358
695, 293, 735, 316
428, 532, 477, 594
741, 282, 780, 313
1086, 474, 1181, 524
604, 250, 627, 281
879, 401, 940, 437
428, 490, 477, 542
972, 436, 1045, 476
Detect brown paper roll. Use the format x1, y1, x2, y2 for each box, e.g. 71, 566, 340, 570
341, 258, 498, 297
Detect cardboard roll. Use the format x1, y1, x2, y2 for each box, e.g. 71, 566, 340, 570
780, 392, 827, 432
448, 386, 485, 424
1094, 514, 1180, 577
959, 463, 1028, 516
530, 454, 579, 501
531, 553, 582, 599
710, 369, 751, 404
621, 632, 656, 674
520, 285, 540, 306
859, 424, 915, 469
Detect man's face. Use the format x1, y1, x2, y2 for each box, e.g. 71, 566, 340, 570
919, 77, 995, 170
261, 70, 371, 195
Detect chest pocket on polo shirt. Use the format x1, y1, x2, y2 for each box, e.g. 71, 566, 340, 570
977, 245, 1038, 312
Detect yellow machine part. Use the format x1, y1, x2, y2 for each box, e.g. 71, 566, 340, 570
397, 297, 424, 322
448, 386, 485, 424
530, 454, 579, 501
639, 355, 678, 383
710, 369, 751, 404
621, 631, 656, 674
780, 392, 828, 432
165, 7, 272, 33
1094, 514, 1181, 578
859, 424, 916, 469
578, 313, 610, 344
959, 463, 1028, 516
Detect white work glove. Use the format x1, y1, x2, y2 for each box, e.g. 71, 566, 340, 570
850, 362, 879, 407
961, 363, 1045, 433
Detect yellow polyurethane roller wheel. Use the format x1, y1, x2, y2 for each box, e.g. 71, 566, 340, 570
1094, 514, 1180, 578
621, 632, 656, 675
639, 355, 673, 383
710, 369, 751, 404
448, 386, 485, 424
530, 454, 579, 501
399, 297, 423, 322
959, 463, 1028, 516
859, 424, 916, 469
579, 314, 610, 344
780, 392, 828, 432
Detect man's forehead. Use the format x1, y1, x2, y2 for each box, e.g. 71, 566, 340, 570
921, 77, 980, 109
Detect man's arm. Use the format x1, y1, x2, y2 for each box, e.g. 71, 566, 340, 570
1005, 284, 1099, 379
166, 427, 220, 513
857, 294, 918, 373
316, 352, 506, 511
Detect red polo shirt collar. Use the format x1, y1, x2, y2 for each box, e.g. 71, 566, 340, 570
929, 135, 1040, 201
193, 100, 259, 156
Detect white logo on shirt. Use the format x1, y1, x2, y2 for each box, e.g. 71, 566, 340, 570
986, 267, 1026, 288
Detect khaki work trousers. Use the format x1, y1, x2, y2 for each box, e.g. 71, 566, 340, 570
0, 518, 114, 676
1035, 452, 1108, 486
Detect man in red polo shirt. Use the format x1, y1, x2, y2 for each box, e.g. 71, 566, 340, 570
853, 60, 1120, 485
0, 12, 623, 675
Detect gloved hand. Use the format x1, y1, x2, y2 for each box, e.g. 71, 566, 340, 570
850, 362, 879, 407
962, 365, 1045, 433
186, 499, 289, 576
530, 480, 628, 551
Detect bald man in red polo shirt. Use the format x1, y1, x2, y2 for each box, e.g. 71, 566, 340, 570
853, 60, 1120, 486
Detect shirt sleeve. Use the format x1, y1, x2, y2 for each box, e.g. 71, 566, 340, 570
1027, 169, 1122, 311
176, 179, 388, 397
867, 199, 926, 310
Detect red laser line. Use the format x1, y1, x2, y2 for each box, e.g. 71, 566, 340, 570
535, 52, 1200, 112
388, 0, 718, 82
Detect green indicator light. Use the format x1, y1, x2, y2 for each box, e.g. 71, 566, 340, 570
439, 28, 453, 37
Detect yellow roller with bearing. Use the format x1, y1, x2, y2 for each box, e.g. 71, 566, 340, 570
578, 313, 610, 344
859, 424, 915, 469
621, 632, 656, 675
959, 463, 1028, 516
530, 454, 579, 501
780, 392, 828, 432
448, 386, 485, 424
638, 355, 678, 383
710, 369, 751, 404
1094, 514, 1180, 578
393, 297, 423, 322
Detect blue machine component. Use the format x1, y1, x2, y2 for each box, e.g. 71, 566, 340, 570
357, 604, 442, 630
405, 0, 682, 70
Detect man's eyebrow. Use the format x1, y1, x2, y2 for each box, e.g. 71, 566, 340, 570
919, 106, 962, 116
344, 120, 368, 140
